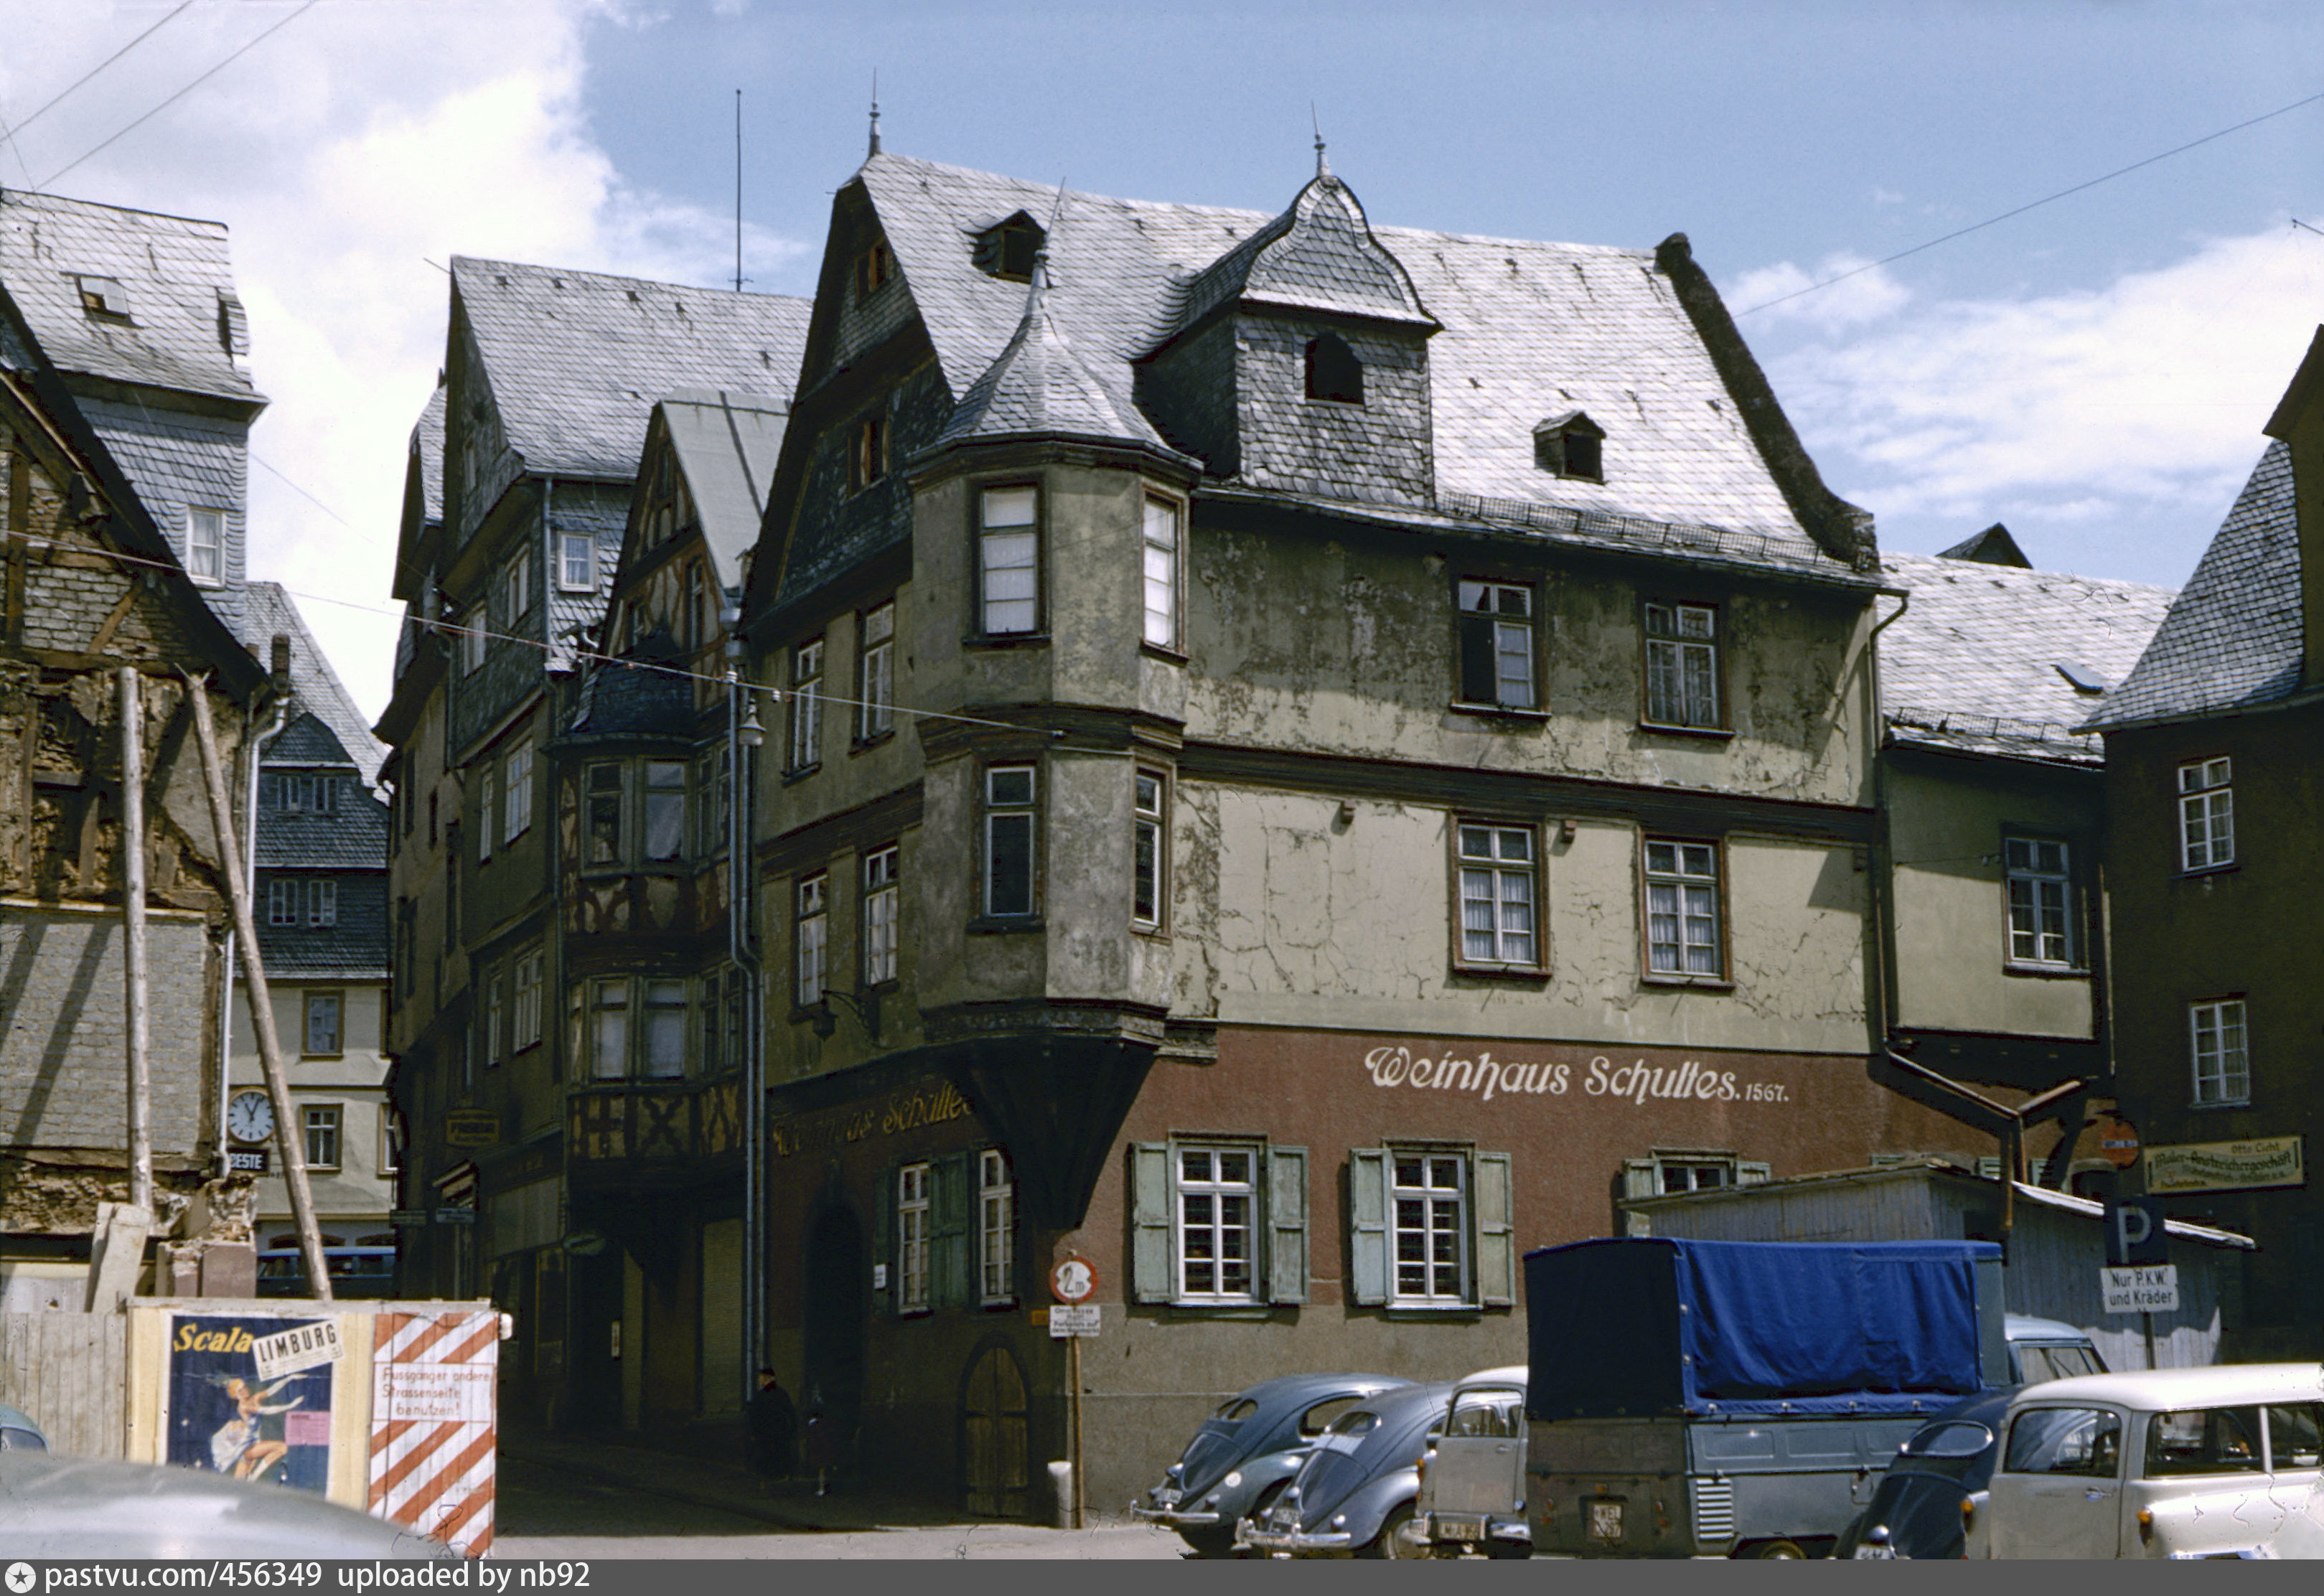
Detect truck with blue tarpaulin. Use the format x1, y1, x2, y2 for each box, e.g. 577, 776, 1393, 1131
1524, 1237, 2006, 1558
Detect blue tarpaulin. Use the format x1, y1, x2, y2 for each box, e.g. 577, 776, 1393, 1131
1525, 1238, 1997, 1419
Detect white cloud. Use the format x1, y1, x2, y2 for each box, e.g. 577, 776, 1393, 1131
1727, 253, 1913, 331
1751, 225, 2324, 567
0, 0, 810, 720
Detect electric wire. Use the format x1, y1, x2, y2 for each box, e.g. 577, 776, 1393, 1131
6, 1, 197, 147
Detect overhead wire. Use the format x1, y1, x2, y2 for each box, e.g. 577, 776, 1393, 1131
6, 1, 197, 149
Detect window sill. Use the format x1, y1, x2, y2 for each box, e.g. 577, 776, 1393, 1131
2188, 1098, 2252, 1111
1640, 972, 1735, 991
1380, 1303, 1490, 1320
1450, 962, 1550, 985
2003, 961, 2090, 980
1449, 701, 1550, 726
781, 763, 821, 787
967, 916, 1044, 936
851, 730, 896, 755
1636, 720, 1734, 741
965, 632, 1051, 650
1158, 1300, 1277, 1318
980, 1296, 1018, 1312
2176, 863, 2240, 880
1140, 641, 1189, 665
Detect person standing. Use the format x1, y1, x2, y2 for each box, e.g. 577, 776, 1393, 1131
747, 1367, 797, 1480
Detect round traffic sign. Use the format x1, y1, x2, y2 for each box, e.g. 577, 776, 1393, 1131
1050, 1254, 1097, 1304
2091, 1112, 2140, 1170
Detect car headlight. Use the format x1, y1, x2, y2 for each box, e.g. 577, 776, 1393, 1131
1222, 1471, 1241, 1488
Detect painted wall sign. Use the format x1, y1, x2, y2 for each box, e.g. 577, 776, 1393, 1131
161, 1312, 337, 1493
2144, 1136, 2305, 1195
444, 1109, 500, 1148
1359, 1046, 1793, 1107
769, 1079, 974, 1158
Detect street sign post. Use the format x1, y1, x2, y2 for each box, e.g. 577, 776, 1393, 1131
1050, 1255, 1097, 1303
2104, 1197, 2169, 1267
2101, 1264, 2179, 1315
1048, 1304, 1101, 1337
1047, 1254, 1097, 1529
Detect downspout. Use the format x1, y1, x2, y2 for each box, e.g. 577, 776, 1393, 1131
1863, 588, 1910, 1066
219, 648, 294, 1175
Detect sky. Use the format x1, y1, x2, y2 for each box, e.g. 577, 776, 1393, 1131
1, 0, 2320, 722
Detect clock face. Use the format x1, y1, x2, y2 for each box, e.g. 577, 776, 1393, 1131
227, 1090, 276, 1145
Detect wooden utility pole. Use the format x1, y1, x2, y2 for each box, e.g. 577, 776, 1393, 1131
118, 667, 152, 1212
182, 673, 332, 1301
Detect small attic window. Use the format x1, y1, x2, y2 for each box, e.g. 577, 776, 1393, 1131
75, 276, 131, 322
1535, 411, 1606, 482
854, 240, 894, 300
1305, 334, 1364, 405
215, 292, 249, 358
2054, 661, 2110, 694
974, 214, 1045, 282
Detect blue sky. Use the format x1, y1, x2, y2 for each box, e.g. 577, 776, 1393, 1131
4, 0, 2320, 718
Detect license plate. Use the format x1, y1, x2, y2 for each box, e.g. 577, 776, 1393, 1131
1851, 1544, 1898, 1560
1588, 1501, 1624, 1541
1434, 1516, 1485, 1542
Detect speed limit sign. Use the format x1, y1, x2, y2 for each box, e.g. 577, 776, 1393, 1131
1050, 1254, 1097, 1305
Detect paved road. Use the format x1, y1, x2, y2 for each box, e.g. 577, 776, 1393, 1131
494, 1456, 1189, 1559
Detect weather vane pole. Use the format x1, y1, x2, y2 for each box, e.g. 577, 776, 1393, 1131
734, 89, 745, 294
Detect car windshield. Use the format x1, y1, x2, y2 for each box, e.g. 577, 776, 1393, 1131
2016, 1343, 2104, 1383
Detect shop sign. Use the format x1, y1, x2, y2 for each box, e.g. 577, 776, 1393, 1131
769, 1079, 973, 1158
227, 1147, 268, 1174
2144, 1135, 2305, 1195
1358, 1045, 1794, 1107
444, 1109, 500, 1149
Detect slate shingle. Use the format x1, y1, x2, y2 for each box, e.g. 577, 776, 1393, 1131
660, 388, 789, 586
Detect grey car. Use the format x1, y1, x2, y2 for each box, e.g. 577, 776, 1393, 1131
1133, 1373, 1412, 1557
0, 1404, 48, 1452
1242, 1381, 1457, 1559
0, 1452, 459, 1558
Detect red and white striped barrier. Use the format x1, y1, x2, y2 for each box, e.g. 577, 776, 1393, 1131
367, 1309, 500, 1556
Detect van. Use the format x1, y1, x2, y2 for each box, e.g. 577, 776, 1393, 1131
1415, 1366, 1529, 1558
1982, 1364, 2324, 1559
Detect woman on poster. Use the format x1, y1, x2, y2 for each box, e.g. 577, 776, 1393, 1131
209, 1375, 304, 1480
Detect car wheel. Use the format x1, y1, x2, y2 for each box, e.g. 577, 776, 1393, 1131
1750, 1539, 1809, 1559
1361, 1504, 1425, 1559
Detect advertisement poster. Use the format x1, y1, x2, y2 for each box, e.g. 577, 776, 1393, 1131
163, 1313, 339, 1493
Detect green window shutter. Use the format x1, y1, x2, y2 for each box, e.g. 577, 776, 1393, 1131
1621, 1158, 1660, 1201
1266, 1145, 1308, 1305
1349, 1147, 1390, 1306
1473, 1151, 1515, 1308
932, 1151, 973, 1309
873, 1165, 896, 1316
1130, 1142, 1173, 1303
1736, 1160, 1772, 1187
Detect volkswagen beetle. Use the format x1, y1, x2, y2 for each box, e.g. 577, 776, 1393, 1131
1241, 1380, 1458, 1558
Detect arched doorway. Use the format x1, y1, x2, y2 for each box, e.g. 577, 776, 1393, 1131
802, 1203, 866, 1457
960, 1342, 1031, 1518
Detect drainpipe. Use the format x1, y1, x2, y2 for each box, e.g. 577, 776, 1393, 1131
218, 644, 294, 1175
1863, 588, 1910, 1061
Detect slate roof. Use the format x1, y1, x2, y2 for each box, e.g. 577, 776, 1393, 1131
412, 379, 446, 528
268, 713, 355, 768
660, 388, 789, 586
1878, 550, 2177, 762
253, 778, 388, 872
2082, 442, 2306, 731
451, 257, 810, 482
856, 153, 1826, 563
0, 189, 263, 409
567, 652, 696, 738
1166, 166, 1435, 337
233, 582, 388, 785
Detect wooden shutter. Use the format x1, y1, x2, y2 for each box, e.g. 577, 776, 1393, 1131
1621, 1158, 1660, 1200
932, 1151, 973, 1309
1266, 1145, 1308, 1305
1473, 1152, 1515, 1308
1130, 1142, 1173, 1303
873, 1165, 896, 1315
1349, 1147, 1390, 1306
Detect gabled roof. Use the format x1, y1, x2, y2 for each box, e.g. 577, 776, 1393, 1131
1878, 550, 2175, 762
233, 582, 388, 784
851, 153, 1829, 561
1164, 165, 1435, 338
267, 712, 355, 769
411, 379, 446, 530
0, 188, 264, 411
449, 257, 810, 482
658, 388, 789, 585
2083, 442, 2305, 731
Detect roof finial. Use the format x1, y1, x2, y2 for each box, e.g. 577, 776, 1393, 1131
1025, 180, 1067, 310
1312, 103, 1329, 180
867, 70, 881, 158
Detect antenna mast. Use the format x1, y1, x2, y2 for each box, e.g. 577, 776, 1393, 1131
733, 90, 745, 293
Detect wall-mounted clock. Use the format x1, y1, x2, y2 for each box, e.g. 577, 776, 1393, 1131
227, 1089, 276, 1145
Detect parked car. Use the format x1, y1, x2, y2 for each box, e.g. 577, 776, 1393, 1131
1133, 1373, 1412, 1557
1837, 1388, 2017, 1559
1242, 1381, 1456, 1558
2004, 1314, 2107, 1384
0, 1404, 48, 1452
0, 1452, 459, 1557
1415, 1365, 1529, 1558
1982, 1364, 2324, 1559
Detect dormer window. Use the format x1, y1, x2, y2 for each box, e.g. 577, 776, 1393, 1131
855, 240, 894, 299
974, 214, 1045, 282
851, 409, 889, 492
75, 276, 131, 322
1304, 334, 1364, 405
1535, 411, 1605, 482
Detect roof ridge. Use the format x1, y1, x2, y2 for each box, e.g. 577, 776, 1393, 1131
451, 253, 811, 307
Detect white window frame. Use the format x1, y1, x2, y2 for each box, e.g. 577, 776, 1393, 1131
2005, 837, 2075, 967
503, 741, 533, 843
186, 507, 225, 586
982, 764, 1038, 919
378, 1107, 401, 1175
2190, 998, 2249, 1106
1644, 601, 1720, 728
512, 948, 543, 1051
789, 638, 825, 772
641, 978, 687, 1079
267, 879, 298, 926
1644, 837, 1723, 979
303, 990, 343, 1057
1457, 579, 1536, 710
584, 762, 624, 866
863, 845, 899, 985
303, 1104, 342, 1171
978, 1149, 1015, 1306
1174, 1146, 1260, 1304
591, 978, 629, 1081
796, 872, 828, 1008
642, 760, 685, 862
2178, 757, 2234, 872
1133, 770, 1166, 931
306, 879, 337, 928
478, 767, 495, 861
457, 608, 486, 675
1390, 1150, 1470, 1308
505, 547, 532, 620
1457, 822, 1539, 968
1142, 494, 1180, 649
897, 1163, 932, 1314
978, 484, 1041, 637
558, 532, 596, 592
858, 600, 895, 741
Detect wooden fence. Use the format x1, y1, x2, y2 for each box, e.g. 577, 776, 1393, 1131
0, 1312, 126, 1455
